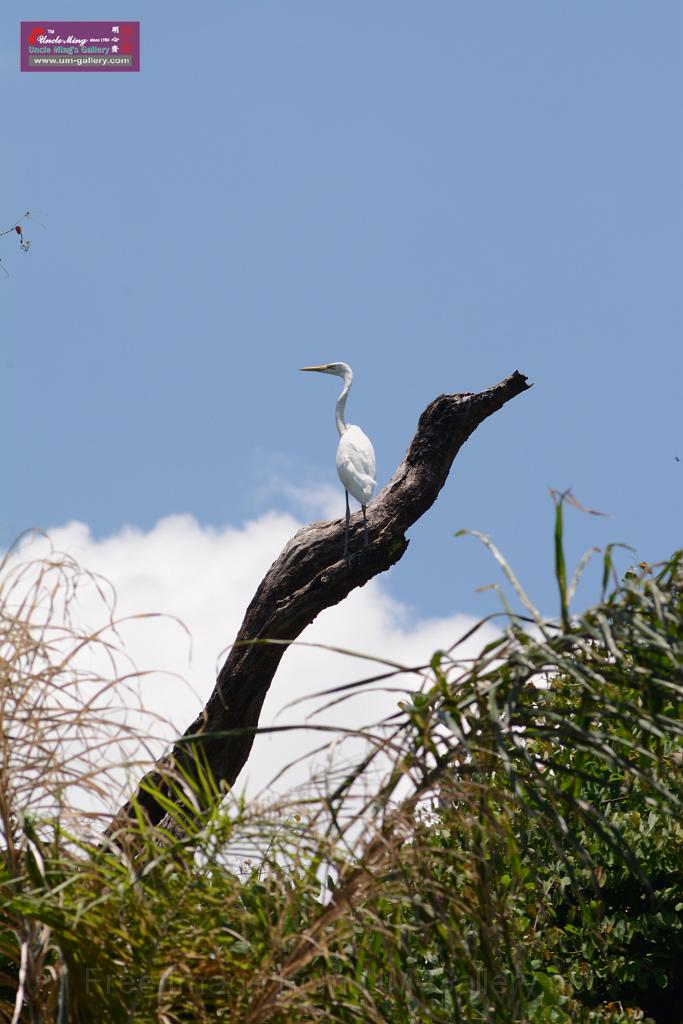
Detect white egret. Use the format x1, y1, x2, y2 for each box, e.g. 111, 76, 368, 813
300, 362, 377, 561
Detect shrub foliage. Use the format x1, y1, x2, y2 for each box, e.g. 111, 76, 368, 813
0, 505, 681, 1022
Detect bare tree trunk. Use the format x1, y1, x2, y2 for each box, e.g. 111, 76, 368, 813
106, 371, 531, 840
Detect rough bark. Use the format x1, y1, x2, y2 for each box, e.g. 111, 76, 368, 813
106, 370, 531, 839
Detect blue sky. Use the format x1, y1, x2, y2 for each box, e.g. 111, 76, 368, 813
2, 1, 682, 624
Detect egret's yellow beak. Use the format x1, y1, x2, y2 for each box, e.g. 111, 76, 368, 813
299, 365, 329, 372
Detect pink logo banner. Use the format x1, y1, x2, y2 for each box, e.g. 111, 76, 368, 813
21, 21, 140, 72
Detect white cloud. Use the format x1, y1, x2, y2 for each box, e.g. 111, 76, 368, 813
5, 503, 498, 809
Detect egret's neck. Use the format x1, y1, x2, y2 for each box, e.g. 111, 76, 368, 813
335, 368, 353, 437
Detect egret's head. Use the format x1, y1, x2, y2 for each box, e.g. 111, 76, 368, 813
299, 362, 352, 379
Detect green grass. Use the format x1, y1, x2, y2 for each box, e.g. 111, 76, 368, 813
0, 502, 681, 1022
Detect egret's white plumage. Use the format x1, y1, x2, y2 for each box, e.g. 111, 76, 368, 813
336, 425, 376, 505
300, 361, 376, 558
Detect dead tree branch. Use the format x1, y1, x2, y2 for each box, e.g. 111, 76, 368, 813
106, 370, 531, 839
0, 212, 42, 277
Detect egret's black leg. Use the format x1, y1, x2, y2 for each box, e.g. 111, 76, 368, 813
344, 490, 350, 564
362, 504, 369, 547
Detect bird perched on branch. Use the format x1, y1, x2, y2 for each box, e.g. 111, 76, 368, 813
300, 362, 376, 561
